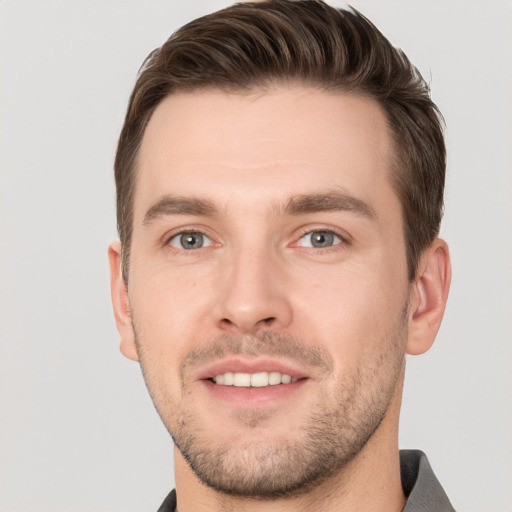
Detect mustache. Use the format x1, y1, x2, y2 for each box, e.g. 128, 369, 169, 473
181, 331, 334, 378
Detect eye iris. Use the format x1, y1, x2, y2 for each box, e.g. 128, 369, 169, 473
311, 231, 334, 248
180, 232, 203, 249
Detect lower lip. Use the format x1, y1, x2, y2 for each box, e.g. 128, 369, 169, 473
200, 378, 308, 407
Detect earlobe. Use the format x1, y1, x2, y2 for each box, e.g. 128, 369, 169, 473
108, 241, 139, 362
406, 239, 451, 356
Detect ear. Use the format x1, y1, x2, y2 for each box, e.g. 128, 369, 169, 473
108, 241, 139, 361
406, 238, 451, 355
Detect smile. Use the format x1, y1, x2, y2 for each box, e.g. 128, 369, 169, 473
212, 371, 299, 387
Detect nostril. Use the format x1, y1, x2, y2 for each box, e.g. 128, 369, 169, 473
218, 316, 278, 332
220, 318, 235, 328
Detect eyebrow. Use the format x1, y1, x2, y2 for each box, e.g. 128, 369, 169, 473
142, 190, 377, 226
143, 196, 218, 225
282, 192, 377, 220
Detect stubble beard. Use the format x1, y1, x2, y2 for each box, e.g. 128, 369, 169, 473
134, 309, 407, 499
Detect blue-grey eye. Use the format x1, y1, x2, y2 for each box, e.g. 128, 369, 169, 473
298, 230, 341, 248
169, 232, 211, 250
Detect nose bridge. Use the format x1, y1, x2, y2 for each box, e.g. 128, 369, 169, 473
216, 239, 292, 333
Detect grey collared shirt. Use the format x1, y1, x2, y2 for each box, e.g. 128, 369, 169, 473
157, 450, 455, 511
400, 450, 456, 511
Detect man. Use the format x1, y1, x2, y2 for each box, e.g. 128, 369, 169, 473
108, 1, 453, 510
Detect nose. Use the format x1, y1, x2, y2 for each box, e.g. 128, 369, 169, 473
214, 247, 293, 334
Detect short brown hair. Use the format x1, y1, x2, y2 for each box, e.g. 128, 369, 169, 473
115, 0, 445, 282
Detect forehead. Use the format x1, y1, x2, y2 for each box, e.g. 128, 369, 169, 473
135, 86, 396, 218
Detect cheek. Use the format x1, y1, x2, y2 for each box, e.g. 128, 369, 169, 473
291, 261, 407, 366
128, 265, 218, 363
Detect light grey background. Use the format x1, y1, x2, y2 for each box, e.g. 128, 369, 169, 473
1, 1, 510, 511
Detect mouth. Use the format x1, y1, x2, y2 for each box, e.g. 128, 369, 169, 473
195, 358, 309, 406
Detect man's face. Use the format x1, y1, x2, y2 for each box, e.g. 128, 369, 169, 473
117, 86, 413, 496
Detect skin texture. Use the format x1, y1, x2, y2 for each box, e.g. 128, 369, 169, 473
109, 86, 451, 512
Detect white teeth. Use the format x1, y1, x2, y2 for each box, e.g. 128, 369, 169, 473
281, 374, 292, 384
223, 372, 234, 385
268, 372, 282, 385
233, 373, 251, 387
250, 372, 268, 387
212, 371, 297, 387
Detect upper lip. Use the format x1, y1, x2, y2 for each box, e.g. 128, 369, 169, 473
196, 357, 309, 381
